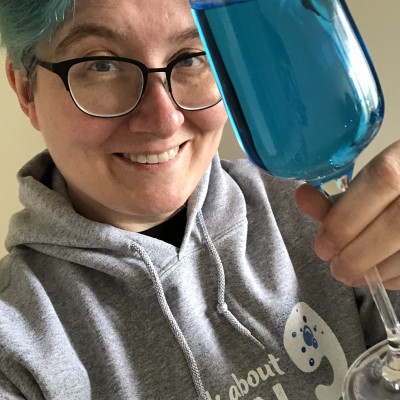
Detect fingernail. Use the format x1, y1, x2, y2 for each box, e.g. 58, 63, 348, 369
314, 237, 335, 260
330, 258, 358, 286
330, 258, 344, 278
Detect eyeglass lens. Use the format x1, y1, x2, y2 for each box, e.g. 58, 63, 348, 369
67, 55, 221, 117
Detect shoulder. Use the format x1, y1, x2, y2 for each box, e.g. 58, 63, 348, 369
219, 157, 319, 238
220, 158, 301, 212
0, 250, 38, 347
0, 249, 40, 298
0, 248, 52, 313
221, 157, 300, 190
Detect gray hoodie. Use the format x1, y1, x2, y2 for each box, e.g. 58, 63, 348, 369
0, 151, 396, 400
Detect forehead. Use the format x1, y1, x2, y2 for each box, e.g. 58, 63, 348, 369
48, 0, 198, 56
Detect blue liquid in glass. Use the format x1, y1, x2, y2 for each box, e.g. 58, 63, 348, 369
191, 0, 384, 186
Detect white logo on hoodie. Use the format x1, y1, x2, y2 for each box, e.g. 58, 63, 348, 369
284, 302, 348, 400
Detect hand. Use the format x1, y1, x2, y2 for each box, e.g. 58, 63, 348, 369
295, 140, 400, 290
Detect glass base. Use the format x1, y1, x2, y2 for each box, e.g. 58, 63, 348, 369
343, 340, 400, 399
307, 164, 354, 194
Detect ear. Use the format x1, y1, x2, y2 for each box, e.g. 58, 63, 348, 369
5, 59, 40, 131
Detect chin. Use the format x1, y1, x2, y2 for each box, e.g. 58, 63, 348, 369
139, 201, 187, 218
124, 194, 188, 217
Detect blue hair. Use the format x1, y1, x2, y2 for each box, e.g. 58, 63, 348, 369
0, 0, 73, 72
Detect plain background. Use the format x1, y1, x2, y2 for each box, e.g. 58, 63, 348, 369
0, 0, 399, 257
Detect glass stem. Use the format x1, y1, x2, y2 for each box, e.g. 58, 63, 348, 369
328, 173, 400, 383
364, 267, 400, 379
364, 267, 400, 337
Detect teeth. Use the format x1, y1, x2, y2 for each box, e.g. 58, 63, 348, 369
146, 154, 158, 164
122, 146, 179, 164
157, 152, 169, 163
137, 155, 147, 163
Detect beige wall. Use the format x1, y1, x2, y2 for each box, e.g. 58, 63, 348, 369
1, 0, 399, 257
0, 55, 46, 257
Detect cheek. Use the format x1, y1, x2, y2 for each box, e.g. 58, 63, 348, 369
33, 73, 109, 149
186, 102, 228, 133
187, 104, 228, 169
35, 93, 115, 153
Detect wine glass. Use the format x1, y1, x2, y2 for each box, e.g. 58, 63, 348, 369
189, 0, 400, 398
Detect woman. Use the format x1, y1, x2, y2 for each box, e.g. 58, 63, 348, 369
1, 0, 400, 399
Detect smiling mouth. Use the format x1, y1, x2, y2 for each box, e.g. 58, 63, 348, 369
120, 145, 180, 164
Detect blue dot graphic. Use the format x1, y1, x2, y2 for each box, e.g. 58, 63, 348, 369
303, 325, 314, 346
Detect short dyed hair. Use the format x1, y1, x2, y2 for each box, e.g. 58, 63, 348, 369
0, 0, 74, 75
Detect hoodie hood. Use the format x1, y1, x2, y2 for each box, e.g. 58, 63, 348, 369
6, 150, 217, 273
7, 150, 248, 260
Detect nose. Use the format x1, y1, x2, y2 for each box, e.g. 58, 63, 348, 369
127, 73, 184, 138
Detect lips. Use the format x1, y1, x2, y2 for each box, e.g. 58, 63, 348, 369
121, 145, 179, 164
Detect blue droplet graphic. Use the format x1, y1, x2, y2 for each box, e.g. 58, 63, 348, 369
303, 325, 314, 347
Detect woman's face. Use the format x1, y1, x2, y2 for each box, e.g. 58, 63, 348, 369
26, 0, 227, 231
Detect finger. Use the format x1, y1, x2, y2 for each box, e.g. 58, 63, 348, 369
375, 252, 400, 290
295, 184, 332, 222
329, 195, 400, 280
330, 252, 400, 289
315, 140, 400, 259
330, 265, 366, 287
381, 277, 400, 291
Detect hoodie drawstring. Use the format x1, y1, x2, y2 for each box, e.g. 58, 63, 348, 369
130, 242, 207, 400
130, 210, 265, 399
197, 211, 265, 350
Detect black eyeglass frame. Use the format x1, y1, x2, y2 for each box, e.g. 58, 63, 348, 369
35, 51, 222, 118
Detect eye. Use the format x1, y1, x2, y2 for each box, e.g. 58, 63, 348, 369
176, 55, 203, 68
89, 60, 117, 72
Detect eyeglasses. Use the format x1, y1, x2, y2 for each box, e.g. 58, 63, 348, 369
35, 51, 222, 118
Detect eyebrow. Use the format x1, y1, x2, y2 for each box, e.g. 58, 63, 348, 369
54, 24, 201, 57
174, 27, 201, 43
54, 25, 126, 56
